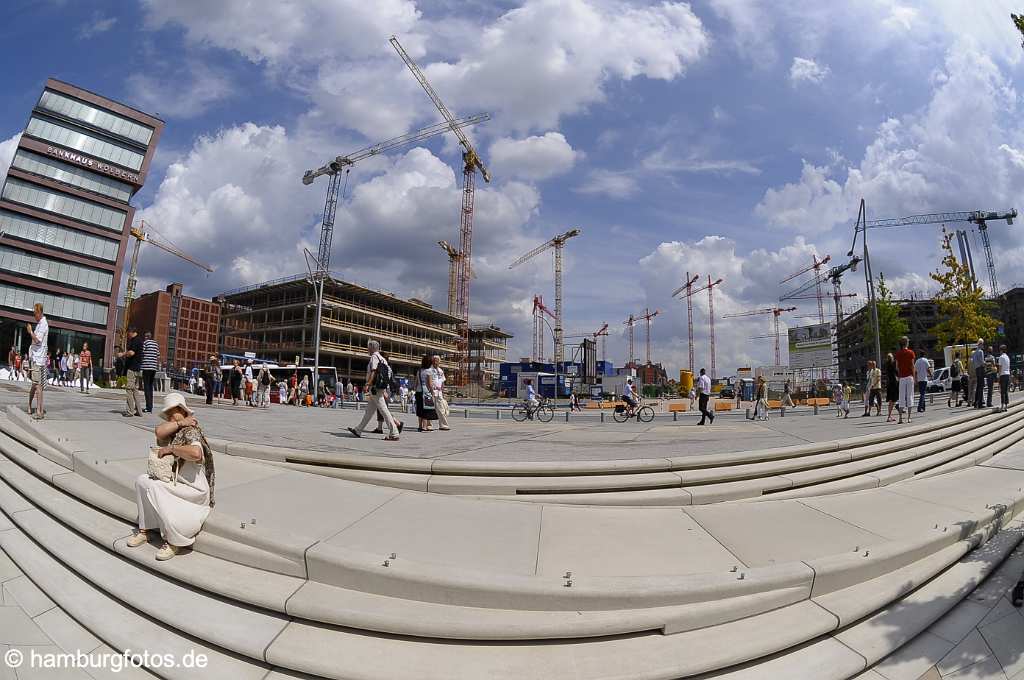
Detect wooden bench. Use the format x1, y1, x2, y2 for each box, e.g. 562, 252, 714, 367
714, 401, 734, 411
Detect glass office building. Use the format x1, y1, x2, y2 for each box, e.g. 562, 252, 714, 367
0, 79, 163, 369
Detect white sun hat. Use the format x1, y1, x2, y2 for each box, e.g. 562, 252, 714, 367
159, 392, 194, 421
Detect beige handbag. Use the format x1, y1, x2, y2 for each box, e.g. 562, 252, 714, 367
148, 446, 178, 485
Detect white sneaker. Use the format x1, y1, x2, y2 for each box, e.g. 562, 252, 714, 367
126, 531, 149, 548
155, 544, 179, 561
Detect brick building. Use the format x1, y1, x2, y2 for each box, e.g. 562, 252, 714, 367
128, 283, 220, 372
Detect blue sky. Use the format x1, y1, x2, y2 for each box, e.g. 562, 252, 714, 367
3, 1, 1024, 373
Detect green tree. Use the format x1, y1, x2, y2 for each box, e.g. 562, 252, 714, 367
929, 229, 1000, 348
868, 272, 909, 354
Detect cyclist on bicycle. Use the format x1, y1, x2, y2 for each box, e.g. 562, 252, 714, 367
622, 379, 638, 413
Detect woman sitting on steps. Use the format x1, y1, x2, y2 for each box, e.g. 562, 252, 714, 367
128, 393, 216, 561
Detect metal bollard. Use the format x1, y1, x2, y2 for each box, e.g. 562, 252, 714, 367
781, 407, 785, 417
813, 404, 819, 415
464, 408, 468, 419
745, 408, 751, 419
496, 410, 500, 420
600, 412, 605, 423
930, 393, 934, 405
565, 411, 569, 423
673, 412, 677, 422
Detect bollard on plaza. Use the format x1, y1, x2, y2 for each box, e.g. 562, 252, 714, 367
745, 407, 751, 419
565, 411, 569, 423
464, 408, 468, 419
813, 404, 819, 415
781, 407, 785, 417
600, 412, 605, 423
930, 393, 934, 405
496, 410, 500, 420
673, 412, 677, 422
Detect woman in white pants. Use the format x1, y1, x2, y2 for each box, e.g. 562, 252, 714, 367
431, 355, 450, 431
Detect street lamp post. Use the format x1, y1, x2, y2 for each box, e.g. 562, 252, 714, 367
538, 315, 560, 407
849, 199, 882, 368
303, 249, 326, 404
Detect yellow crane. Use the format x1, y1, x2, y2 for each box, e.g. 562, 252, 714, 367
120, 220, 214, 345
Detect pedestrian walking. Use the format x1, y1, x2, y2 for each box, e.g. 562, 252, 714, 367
863, 360, 882, 416
141, 331, 160, 413
782, 379, 795, 409
915, 350, 931, 413
971, 339, 986, 408
7, 346, 16, 380
753, 375, 769, 421
697, 368, 715, 425
398, 382, 409, 412
833, 382, 849, 418
203, 356, 219, 406
13, 351, 22, 381
298, 374, 309, 406
948, 353, 963, 407
26, 303, 48, 420
985, 346, 998, 408
78, 342, 92, 393
117, 328, 144, 417
229, 359, 243, 406
430, 355, 450, 431
257, 364, 272, 408
999, 344, 1011, 411
895, 336, 916, 424
334, 379, 344, 409
346, 340, 402, 440
414, 355, 438, 431
277, 380, 287, 406
884, 353, 899, 421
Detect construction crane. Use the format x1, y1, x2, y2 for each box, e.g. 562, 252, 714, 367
121, 221, 213, 345
391, 36, 491, 385
508, 228, 582, 364
564, 322, 611, 364
723, 306, 797, 365
849, 208, 1016, 296
438, 240, 461, 315
636, 308, 660, 365
531, 295, 556, 362
779, 255, 831, 324
303, 113, 489, 279
671, 272, 701, 372
706, 276, 724, 378
623, 314, 637, 367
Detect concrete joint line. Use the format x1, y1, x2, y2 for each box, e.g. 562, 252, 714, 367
319, 491, 405, 544
533, 505, 544, 575
681, 509, 749, 568
794, 501, 889, 541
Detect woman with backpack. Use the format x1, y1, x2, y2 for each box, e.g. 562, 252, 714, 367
948, 354, 964, 407
256, 364, 272, 408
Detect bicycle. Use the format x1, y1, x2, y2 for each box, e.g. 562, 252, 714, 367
613, 399, 655, 423
511, 396, 554, 423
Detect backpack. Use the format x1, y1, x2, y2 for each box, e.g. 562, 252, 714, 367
260, 370, 271, 386
373, 356, 392, 390
950, 361, 960, 379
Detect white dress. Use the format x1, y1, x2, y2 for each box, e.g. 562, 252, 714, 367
135, 426, 211, 547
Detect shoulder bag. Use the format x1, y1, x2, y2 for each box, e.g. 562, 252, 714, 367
148, 446, 178, 485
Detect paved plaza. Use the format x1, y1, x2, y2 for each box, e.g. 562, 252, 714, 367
0, 384, 1022, 678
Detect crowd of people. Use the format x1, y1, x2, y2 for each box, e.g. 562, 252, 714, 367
8, 340, 94, 394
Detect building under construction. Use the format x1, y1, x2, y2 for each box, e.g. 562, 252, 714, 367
218, 274, 462, 382
468, 324, 511, 389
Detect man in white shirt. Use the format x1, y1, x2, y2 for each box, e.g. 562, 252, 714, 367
430, 355, 450, 431
914, 350, 932, 413
697, 368, 715, 425
347, 340, 401, 440
998, 344, 1012, 412
623, 379, 638, 408
27, 303, 48, 420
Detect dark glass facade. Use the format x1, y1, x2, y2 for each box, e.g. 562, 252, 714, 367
0, 79, 164, 366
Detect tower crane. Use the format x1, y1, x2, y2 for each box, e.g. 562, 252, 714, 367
779, 255, 831, 324
781, 257, 862, 326
636, 308, 660, 365
564, 322, 611, 365
706, 276, 724, 378
391, 36, 491, 385
723, 306, 797, 365
531, 295, 556, 362
671, 272, 701, 372
303, 113, 489, 278
121, 221, 214, 345
848, 209, 1016, 296
623, 314, 637, 367
438, 240, 461, 315
508, 228, 582, 364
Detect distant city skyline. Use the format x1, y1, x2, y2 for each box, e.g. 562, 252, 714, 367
2, 1, 1024, 374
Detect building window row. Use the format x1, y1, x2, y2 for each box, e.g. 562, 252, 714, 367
0, 245, 113, 293
26, 116, 144, 172
12, 149, 133, 202
38, 90, 154, 147
0, 281, 107, 326
2, 177, 126, 233
0, 210, 119, 262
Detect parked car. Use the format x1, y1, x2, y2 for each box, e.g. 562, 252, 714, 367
927, 366, 951, 392
718, 386, 735, 399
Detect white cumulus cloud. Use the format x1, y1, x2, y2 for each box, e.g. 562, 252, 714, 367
488, 132, 580, 181
789, 57, 830, 84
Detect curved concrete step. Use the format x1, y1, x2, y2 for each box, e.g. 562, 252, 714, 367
223, 406, 1024, 503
